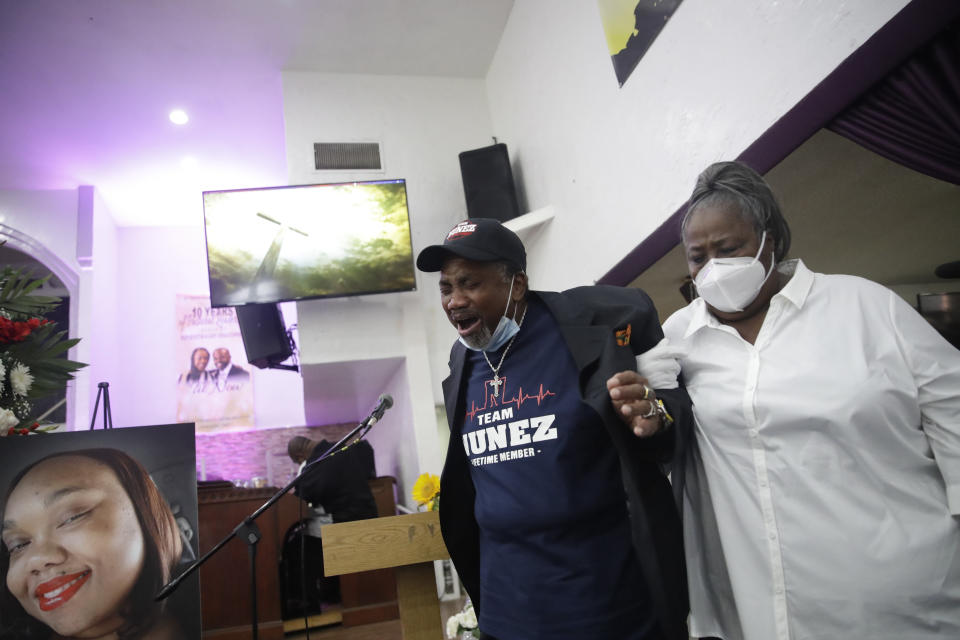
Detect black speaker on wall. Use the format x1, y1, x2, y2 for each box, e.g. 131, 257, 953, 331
236, 303, 294, 369
458, 143, 521, 222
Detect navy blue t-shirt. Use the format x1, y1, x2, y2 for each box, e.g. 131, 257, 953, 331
459, 297, 655, 639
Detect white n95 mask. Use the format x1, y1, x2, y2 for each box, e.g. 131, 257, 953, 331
694, 231, 774, 313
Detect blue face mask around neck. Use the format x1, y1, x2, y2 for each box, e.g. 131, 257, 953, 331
458, 275, 523, 352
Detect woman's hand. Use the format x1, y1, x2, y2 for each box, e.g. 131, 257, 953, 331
607, 370, 664, 437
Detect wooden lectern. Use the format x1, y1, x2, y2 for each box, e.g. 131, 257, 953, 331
322, 510, 450, 639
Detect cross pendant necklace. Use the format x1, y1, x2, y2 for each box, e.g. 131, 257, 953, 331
482, 305, 527, 399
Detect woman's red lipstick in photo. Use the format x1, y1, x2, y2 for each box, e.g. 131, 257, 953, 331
35, 570, 91, 611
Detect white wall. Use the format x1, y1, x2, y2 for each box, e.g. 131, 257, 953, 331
280, 0, 914, 472
1, 1, 922, 468
484, 0, 912, 290
0, 189, 80, 269
282, 71, 495, 475
79, 187, 121, 429
112, 226, 202, 428
110, 226, 305, 430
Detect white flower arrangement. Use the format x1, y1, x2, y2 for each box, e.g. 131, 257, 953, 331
0, 407, 19, 431
445, 600, 480, 639
9, 362, 33, 396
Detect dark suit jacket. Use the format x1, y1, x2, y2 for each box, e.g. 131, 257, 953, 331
224, 364, 249, 380
295, 440, 378, 523
438, 286, 692, 640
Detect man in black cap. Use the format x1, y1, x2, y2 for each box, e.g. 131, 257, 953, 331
417, 218, 692, 640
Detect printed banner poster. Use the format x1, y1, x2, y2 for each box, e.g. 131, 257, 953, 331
0, 423, 202, 639
175, 294, 254, 432
598, 0, 684, 87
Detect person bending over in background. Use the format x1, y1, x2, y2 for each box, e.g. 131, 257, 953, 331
287, 436, 378, 523
283, 436, 379, 614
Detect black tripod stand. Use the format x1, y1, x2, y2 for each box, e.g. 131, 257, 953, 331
89, 381, 113, 430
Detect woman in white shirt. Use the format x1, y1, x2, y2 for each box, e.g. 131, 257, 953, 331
662, 161, 960, 640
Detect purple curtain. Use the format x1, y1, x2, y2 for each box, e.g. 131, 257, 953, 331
828, 20, 960, 185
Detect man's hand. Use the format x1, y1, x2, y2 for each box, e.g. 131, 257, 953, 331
607, 370, 663, 437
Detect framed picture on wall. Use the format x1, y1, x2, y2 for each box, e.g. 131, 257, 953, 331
0, 423, 201, 639
176, 295, 255, 432
598, 0, 684, 87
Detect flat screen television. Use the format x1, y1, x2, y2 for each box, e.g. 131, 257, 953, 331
202, 179, 416, 307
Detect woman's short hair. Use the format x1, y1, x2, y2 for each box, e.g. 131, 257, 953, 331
681, 161, 792, 262
0, 448, 182, 640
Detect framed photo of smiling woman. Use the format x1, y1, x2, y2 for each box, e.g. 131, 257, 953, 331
0, 423, 201, 640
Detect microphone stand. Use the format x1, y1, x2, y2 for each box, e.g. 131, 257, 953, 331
155, 406, 386, 639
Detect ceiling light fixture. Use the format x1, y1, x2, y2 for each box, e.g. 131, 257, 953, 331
169, 109, 189, 125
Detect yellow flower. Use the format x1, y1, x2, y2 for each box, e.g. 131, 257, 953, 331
412, 472, 440, 511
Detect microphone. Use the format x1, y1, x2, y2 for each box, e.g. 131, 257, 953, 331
367, 394, 394, 426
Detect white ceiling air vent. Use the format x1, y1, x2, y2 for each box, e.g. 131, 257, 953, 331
313, 142, 382, 171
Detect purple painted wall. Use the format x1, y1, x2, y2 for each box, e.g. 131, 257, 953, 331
195, 422, 359, 488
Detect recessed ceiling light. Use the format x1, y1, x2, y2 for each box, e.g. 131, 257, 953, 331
169, 109, 189, 125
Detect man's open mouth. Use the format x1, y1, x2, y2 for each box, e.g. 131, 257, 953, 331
452, 313, 482, 337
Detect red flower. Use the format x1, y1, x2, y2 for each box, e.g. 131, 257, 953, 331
0, 317, 42, 343
18, 428, 28, 435
6, 427, 14, 436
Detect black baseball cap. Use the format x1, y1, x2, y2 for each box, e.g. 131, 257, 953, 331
416, 218, 526, 272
